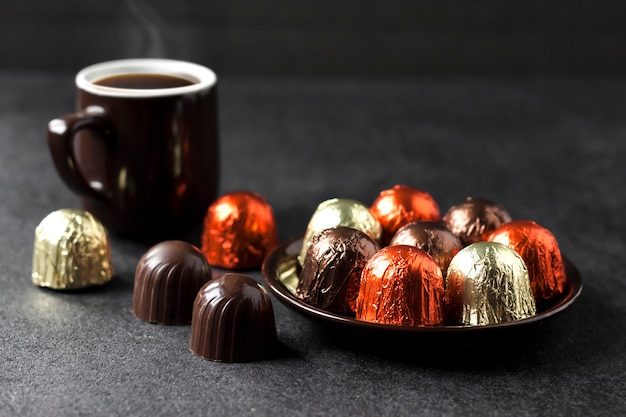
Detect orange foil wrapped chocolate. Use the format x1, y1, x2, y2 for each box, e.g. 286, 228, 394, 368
356, 245, 445, 326
370, 184, 441, 245
487, 220, 567, 303
201, 191, 279, 270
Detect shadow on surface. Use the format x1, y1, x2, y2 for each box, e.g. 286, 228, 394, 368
301, 284, 620, 372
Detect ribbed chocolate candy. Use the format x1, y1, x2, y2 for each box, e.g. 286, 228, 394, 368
369, 184, 441, 245
31, 209, 114, 289
487, 220, 567, 303
190, 273, 276, 362
389, 221, 462, 276
133, 240, 213, 325
445, 241, 536, 326
442, 197, 512, 246
296, 226, 380, 314
356, 245, 445, 326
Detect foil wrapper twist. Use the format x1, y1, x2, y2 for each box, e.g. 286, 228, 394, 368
445, 241, 536, 325
31, 209, 114, 289
297, 198, 382, 266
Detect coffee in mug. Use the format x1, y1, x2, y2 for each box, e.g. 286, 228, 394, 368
47, 59, 219, 240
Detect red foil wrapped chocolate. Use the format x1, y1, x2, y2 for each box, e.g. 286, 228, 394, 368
370, 185, 441, 245
355, 245, 445, 326
201, 191, 279, 270
487, 220, 567, 303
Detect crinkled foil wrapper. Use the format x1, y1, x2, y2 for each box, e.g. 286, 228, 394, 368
356, 245, 445, 326
202, 191, 279, 270
487, 220, 567, 303
442, 196, 512, 246
370, 184, 441, 244
32, 209, 114, 289
296, 226, 380, 314
445, 241, 536, 325
389, 221, 462, 276
297, 198, 382, 266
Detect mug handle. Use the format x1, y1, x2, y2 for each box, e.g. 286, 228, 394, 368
47, 105, 113, 202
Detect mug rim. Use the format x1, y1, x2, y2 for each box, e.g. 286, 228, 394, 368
76, 58, 217, 98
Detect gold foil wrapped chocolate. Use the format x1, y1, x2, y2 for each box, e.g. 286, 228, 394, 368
442, 197, 512, 246
487, 220, 567, 303
32, 209, 114, 289
369, 184, 441, 244
445, 241, 536, 325
297, 198, 382, 266
356, 245, 445, 326
389, 221, 462, 276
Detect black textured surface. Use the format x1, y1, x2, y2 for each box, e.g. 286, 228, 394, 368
1, 72, 625, 416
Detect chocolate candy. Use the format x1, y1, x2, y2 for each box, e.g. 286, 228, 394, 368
369, 184, 441, 245
297, 198, 382, 266
442, 197, 512, 246
389, 221, 462, 276
445, 241, 536, 325
487, 220, 567, 303
296, 226, 380, 314
356, 245, 445, 326
31, 209, 114, 289
133, 240, 213, 325
201, 191, 279, 270
190, 273, 276, 362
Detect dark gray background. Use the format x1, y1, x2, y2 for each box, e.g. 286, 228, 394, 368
2, 0, 626, 76
1, 2, 625, 416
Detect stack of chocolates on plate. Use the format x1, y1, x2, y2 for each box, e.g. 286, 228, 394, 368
294, 184, 569, 327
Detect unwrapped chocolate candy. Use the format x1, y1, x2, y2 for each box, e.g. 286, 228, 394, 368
133, 240, 213, 325
190, 273, 276, 362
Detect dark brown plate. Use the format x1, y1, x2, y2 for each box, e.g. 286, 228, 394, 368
261, 237, 583, 336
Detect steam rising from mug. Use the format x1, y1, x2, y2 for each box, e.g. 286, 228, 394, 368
124, 0, 183, 58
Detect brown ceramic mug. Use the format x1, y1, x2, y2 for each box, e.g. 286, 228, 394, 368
47, 59, 219, 239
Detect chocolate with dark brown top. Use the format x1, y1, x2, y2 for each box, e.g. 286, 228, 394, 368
190, 273, 276, 362
442, 197, 512, 246
389, 221, 462, 276
296, 226, 380, 314
132, 240, 212, 325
